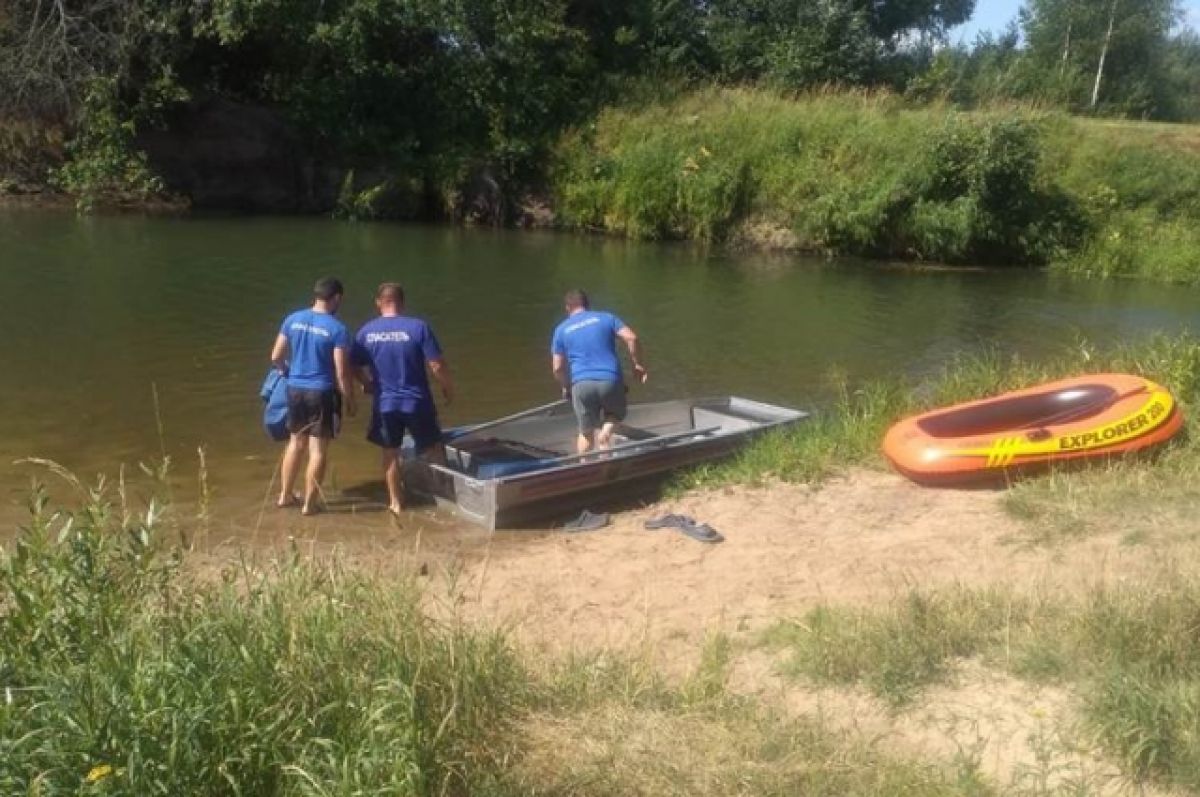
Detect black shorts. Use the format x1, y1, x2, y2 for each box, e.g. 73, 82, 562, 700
286, 388, 341, 439
570, 379, 627, 433
368, 408, 443, 452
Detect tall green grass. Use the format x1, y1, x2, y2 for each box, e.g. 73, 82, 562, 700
0, 466, 997, 795
762, 577, 1200, 790
0, 475, 524, 795
679, 334, 1200, 507
551, 87, 1200, 283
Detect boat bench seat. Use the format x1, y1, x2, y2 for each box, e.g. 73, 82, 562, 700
446, 437, 562, 477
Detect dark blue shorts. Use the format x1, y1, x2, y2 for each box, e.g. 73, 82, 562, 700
368, 408, 442, 452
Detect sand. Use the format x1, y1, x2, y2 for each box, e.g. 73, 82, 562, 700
199, 467, 1194, 794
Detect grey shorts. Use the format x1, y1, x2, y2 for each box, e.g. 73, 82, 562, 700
571, 379, 627, 433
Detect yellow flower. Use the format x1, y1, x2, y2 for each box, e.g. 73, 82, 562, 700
86, 764, 113, 784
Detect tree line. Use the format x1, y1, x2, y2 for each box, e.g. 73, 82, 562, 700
1, 0, 1197, 201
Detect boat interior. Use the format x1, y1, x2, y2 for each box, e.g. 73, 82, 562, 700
916, 383, 1123, 439
444, 397, 801, 478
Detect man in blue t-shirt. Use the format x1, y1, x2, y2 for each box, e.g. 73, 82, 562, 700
352, 282, 455, 515
269, 276, 357, 515
551, 289, 648, 455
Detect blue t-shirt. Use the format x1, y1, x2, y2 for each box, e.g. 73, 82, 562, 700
551, 310, 626, 384
279, 309, 350, 391
352, 315, 443, 414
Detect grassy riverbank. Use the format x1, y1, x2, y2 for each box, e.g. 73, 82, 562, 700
9, 85, 1200, 282
765, 576, 1200, 790
0, 479, 991, 796
7, 334, 1200, 792
551, 88, 1200, 282
678, 333, 1200, 540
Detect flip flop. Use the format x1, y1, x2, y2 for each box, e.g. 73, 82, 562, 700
678, 522, 724, 544
563, 509, 610, 532
644, 513, 690, 530
644, 514, 724, 544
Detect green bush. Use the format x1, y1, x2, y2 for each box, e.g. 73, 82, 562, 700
52, 81, 167, 212
552, 89, 1085, 264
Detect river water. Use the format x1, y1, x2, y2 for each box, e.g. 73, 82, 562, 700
2, 211, 1197, 534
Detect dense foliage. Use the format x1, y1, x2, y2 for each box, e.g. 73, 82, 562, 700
2, 0, 1199, 225
552, 88, 1200, 280
918, 0, 1198, 119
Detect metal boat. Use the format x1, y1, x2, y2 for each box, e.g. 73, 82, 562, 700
403, 396, 808, 530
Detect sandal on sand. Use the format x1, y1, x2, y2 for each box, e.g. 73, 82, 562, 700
563, 509, 610, 533
679, 522, 724, 544
644, 513, 690, 530
644, 514, 724, 544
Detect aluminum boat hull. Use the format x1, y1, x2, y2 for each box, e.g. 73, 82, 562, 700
404, 396, 808, 530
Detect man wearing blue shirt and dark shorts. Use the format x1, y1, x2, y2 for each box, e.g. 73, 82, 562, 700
551, 289, 648, 455
270, 277, 357, 515
353, 283, 455, 515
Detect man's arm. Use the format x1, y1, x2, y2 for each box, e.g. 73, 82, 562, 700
552, 353, 570, 398
428, 358, 455, 405
617, 326, 648, 384
355, 365, 375, 395
270, 333, 289, 374
350, 339, 374, 395
333, 347, 357, 417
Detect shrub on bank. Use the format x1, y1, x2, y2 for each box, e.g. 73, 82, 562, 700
552, 88, 1200, 282
553, 89, 1083, 265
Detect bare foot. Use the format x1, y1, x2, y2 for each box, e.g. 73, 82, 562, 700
387, 503, 404, 516
276, 493, 301, 509
301, 503, 323, 517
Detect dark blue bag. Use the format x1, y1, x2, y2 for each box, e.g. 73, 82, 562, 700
260, 369, 289, 441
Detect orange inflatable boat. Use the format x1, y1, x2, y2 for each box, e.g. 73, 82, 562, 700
883, 373, 1184, 485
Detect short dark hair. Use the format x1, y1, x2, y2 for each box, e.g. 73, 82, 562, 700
564, 289, 589, 310
377, 282, 405, 305
313, 277, 344, 301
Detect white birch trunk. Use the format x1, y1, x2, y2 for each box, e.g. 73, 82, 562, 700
1091, 0, 1118, 108
1060, 19, 1072, 75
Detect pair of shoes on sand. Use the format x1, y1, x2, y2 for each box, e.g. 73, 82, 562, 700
644, 514, 724, 543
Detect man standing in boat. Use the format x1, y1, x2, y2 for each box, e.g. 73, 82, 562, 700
551, 289, 648, 455
270, 276, 356, 515
353, 282, 454, 516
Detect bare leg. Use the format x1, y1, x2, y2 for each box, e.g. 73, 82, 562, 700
303, 435, 330, 514
596, 421, 617, 450
279, 433, 308, 506
576, 431, 595, 455
382, 448, 403, 514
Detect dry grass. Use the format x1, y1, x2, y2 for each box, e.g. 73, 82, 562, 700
506, 703, 992, 796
